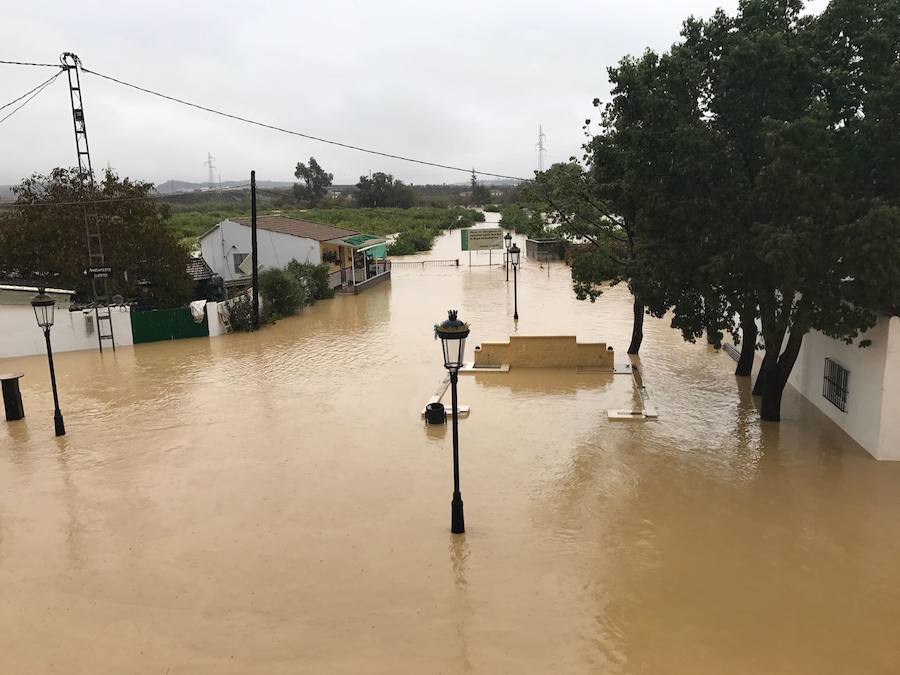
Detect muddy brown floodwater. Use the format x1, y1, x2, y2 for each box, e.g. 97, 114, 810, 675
2, 216, 900, 674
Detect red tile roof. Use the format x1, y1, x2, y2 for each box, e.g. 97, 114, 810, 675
231, 215, 357, 242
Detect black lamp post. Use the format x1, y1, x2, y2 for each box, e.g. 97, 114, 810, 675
504, 231, 512, 282
435, 309, 470, 534
509, 243, 520, 321
31, 289, 65, 437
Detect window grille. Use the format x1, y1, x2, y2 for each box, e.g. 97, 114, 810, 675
823, 358, 849, 412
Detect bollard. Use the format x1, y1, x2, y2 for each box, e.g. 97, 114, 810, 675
1, 372, 25, 421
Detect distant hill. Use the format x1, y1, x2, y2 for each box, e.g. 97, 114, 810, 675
155, 179, 294, 194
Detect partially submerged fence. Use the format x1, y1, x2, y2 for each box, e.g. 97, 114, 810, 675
131, 307, 209, 344
390, 259, 460, 268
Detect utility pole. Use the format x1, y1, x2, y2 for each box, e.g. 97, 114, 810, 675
204, 152, 217, 188
61, 52, 115, 351
536, 125, 547, 173
251, 170, 259, 331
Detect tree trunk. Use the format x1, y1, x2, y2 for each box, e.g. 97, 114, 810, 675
736, 316, 757, 377
759, 332, 804, 422
627, 298, 644, 355
752, 343, 777, 396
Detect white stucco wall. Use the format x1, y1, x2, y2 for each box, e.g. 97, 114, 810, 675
0, 304, 134, 359
788, 315, 899, 460
206, 301, 225, 337
199, 220, 321, 283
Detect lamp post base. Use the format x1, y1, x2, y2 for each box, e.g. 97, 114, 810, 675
451, 492, 465, 534
54, 410, 65, 437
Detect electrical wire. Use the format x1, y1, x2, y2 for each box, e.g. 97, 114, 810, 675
80, 66, 531, 183
0, 71, 63, 112
0, 59, 63, 68
0, 184, 251, 209
0, 71, 62, 125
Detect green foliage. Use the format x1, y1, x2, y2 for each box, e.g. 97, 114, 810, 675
226, 295, 261, 332
167, 207, 246, 247
286, 260, 335, 303
483, 205, 500, 213
0, 168, 193, 308
386, 227, 436, 255
284, 206, 483, 255
293, 157, 333, 206
469, 171, 492, 206
356, 172, 416, 208
557, 0, 900, 419
499, 204, 551, 239
258, 268, 306, 318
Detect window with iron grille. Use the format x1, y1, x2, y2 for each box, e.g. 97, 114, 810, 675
823, 358, 849, 412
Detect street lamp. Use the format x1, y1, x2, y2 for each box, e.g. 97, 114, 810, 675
31, 289, 65, 437
504, 231, 512, 282
435, 309, 470, 534
508, 243, 521, 321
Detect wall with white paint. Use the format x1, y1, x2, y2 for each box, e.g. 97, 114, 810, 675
199, 220, 321, 283
0, 304, 134, 359
788, 315, 900, 460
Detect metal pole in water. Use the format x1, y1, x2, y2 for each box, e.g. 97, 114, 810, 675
450, 370, 465, 534
44, 329, 65, 437
251, 170, 259, 331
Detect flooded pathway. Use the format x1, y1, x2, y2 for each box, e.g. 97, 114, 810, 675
2, 215, 900, 673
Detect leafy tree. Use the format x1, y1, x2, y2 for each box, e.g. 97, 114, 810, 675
258, 267, 306, 318
356, 172, 415, 208
0, 167, 192, 307
625, 0, 900, 420
470, 170, 492, 206
526, 45, 686, 357
293, 156, 333, 206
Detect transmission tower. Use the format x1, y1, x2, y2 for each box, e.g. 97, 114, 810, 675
204, 152, 217, 187
61, 52, 115, 351
536, 125, 547, 173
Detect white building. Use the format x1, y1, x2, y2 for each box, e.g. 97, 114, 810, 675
787, 314, 899, 461
199, 215, 390, 293
0, 284, 133, 358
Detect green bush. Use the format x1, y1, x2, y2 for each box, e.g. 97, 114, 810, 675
483, 205, 500, 213
259, 268, 306, 318
387, 226, 437, 255
286, 260, 335, 303
227, 294, 272, 331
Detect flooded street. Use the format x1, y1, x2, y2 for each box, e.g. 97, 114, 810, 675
2, 216, 900, 673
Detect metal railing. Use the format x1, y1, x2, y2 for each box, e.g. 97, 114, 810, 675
390, 259, 460, 268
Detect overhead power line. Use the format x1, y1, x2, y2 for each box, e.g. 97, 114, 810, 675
0, 184, 251, 209
80, 66, 531, 182
0, 71, 63, 112
0, 71, 62, 125
0, 59, 63, 68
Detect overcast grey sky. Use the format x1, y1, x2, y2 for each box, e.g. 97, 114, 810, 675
2, 0, 827, 186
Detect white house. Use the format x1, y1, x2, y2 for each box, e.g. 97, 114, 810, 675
787, 314, 899, 461
199, 215, 390, 293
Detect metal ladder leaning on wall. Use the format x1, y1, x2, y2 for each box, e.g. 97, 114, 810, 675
95, 306, 116, 352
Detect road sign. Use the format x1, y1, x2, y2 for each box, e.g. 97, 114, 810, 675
460, 227, 503, 251
88, 266, 112, 279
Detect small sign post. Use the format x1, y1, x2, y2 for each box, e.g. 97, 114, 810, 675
88, 266, 112, 279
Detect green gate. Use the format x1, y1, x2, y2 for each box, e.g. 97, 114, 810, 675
131, 307, 209, 344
